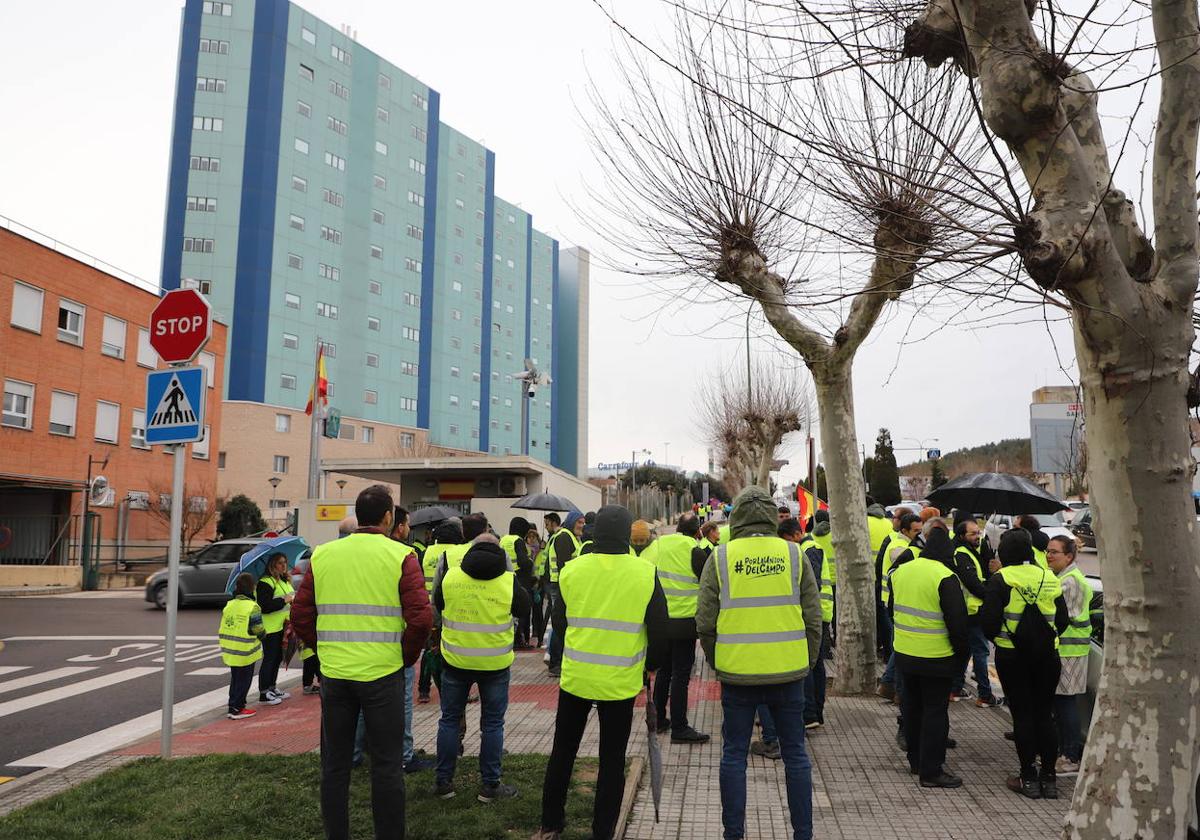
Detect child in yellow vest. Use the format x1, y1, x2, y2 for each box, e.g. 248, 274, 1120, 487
220, 572, 265, 720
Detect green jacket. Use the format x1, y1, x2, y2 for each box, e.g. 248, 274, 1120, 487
696, 486, 822, 685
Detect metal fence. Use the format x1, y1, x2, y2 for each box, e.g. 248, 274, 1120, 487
0, 514, 79, 565
601, 485, 695, 524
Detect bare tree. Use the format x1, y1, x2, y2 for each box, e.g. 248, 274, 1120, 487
898, 0, 1200, 832
147, 479, 221, 554
699, 362, 812, 495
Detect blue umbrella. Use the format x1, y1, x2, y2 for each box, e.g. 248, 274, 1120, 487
224, 536, 310, 594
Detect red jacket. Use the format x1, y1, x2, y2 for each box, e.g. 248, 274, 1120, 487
291, 532, 432, 669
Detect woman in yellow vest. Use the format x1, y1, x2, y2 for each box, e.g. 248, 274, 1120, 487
1046, 535, 1091, 775
980, 528, 1069, 800
255, 552, 293, 705
221, 572, 265, 720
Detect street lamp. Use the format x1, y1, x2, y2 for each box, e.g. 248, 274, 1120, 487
630, 448, 652, 494
268, 476, 281, 520
335, 479, 347, 497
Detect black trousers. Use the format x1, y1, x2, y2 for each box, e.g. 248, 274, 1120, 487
228, 663, 255, 713
258, 631, 283, 695
532, 588, 549, 645
540, 689, 634, 840
516, 583, 534, 645
303, 652, 321, 688
653, 637, 696, 733
897, 668, 952, 780
995, 648, 1060, 779
320, 670, 407, 840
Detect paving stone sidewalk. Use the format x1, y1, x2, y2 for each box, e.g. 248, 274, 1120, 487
624, 655, 1071, 839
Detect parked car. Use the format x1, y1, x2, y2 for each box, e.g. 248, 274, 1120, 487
1063, 500, 1089, 524
1071, 508, 1096, 549
144, 538, 264, 609
985, 511, 1072, 549
290, 551, 313, 590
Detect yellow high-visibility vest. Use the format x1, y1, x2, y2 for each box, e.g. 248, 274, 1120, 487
890, 557, 956, 658
218, 596, 263, 667
441, 568, 515, 671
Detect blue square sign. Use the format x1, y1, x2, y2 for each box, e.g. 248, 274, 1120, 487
145, 367, 206, 445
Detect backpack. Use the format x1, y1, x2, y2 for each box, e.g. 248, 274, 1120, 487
1005, 570, 1057, 657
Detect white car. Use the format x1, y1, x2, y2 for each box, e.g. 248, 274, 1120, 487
985, 511, 1072, 549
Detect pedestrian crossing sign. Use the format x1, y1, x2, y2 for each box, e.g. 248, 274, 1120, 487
145, 366, 206, 445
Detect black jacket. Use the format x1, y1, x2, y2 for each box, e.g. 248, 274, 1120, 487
256, 577, 288, 623
888, 532, 969, 678
949, 538, 988, 621
511, 539, 535, 589
979, 565, 1070, 646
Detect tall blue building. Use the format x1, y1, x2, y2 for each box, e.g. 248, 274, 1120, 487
162, 0, 588, 475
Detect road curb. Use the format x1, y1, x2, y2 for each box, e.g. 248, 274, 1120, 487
0, 586, 81, 598
615, 754, 645, 840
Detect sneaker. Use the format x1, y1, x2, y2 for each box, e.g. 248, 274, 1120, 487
258, 693, 282, 706
1055, 756, 1081, 775
547, 667, 561, 679
750, 739, 781, 760
1040, 778, 1059, 799
478, 781, 519, 803
670, 727, 711, 744
418, 691, 431, 704
543, 652, 551, 663
949, 689, 971, 702
876, 682, 896, 701
975, 695, 1003, 708
920, 772, 963, 789
804, 720, 823, 730
302, 685, 320, 695
433, 780, 456, 799
529, 831, 562, 840
268, 689, 291, 700
1006, 775, 1041, 799
655, 717, 671, 735
405, 755, 435, 774
227, 708, 257, 720
895, 728, 908, 752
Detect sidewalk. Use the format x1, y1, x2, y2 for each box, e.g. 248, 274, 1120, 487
624, 656, 1071, 839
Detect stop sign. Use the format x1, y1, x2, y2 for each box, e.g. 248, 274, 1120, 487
150, 289, 212, 364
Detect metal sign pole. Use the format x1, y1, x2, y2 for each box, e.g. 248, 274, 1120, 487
160, 441, 186, 758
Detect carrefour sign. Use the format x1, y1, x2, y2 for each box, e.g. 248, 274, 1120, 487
597, 460, 655, 471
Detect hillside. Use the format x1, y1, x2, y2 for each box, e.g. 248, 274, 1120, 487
898, 437, 1032, 479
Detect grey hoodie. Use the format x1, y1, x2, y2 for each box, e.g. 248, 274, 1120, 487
696, 486, 822, 685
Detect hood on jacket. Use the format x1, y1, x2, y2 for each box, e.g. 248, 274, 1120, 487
1027, 528, 1050, 552
433, 521, 463, 545
729, 486, 778, 540
563, 511, 584, 532
593, 505, 633, 554
921, 528, 955, 561
461, 539, 510, 580
508, 516, 530, 537
813, 520, 831, 538
867, 503, 887, 518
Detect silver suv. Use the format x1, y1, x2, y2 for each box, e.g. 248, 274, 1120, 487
144, 539, 263, 609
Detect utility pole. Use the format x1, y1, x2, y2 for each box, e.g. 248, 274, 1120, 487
306, 339, 324, 499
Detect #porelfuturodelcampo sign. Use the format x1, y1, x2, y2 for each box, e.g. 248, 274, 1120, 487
145, 367, 206, 445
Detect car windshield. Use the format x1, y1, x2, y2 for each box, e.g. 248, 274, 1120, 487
1032, 513, 1065, 527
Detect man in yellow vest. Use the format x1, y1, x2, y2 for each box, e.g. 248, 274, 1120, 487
418, 520, 463, 704
644, 512, 710, 744
291, 485, 433, 840
950, 518, 1000, 707
866, 498, 893, 668
1046, 535, 1090, 775
878, 512, 923, 702
530, 505, 669, 840
799, 517, 833, 729
888, 527, 969, 788
432, 535, 531, 802
501, 517, 536, 649
696, 487, 821, 840
255, 552, 294, 705
221, 572, 265, 720
546, 511, 585, 678
699, 521, 720, 555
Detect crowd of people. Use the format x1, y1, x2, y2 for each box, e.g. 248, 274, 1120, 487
212, 484, 1096, 840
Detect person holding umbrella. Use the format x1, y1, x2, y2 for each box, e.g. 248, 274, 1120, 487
530, 505, 669, 840
256, 552, 294, 705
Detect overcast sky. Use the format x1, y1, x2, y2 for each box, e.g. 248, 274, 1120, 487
0, 0, 1081, 488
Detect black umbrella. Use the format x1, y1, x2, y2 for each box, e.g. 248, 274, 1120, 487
510, 492, 580, 513
409, 505, 459, 528
644, 675, 663, 822
927, 472, 1068, 516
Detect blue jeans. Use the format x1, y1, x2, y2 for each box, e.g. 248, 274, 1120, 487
954, 624, 995, 699
757, 705, 777, 744
720, 681, 812, 840
881, 611, 896, 685
803, 626, 830, 724
354, 666, 416, 764
436, 663, 510, 786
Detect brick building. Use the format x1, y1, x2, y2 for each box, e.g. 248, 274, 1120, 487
0, 219, 227, 569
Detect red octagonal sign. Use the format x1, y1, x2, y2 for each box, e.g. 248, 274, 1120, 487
150, 288, 212, 364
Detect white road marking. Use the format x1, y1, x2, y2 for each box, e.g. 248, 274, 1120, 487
0, 667, 98, 696
184, 667, 228, 677
70, 643, 159, 662
2, 636, 216, 642
161, 645, 222, 663
11, 671, 303, 769
118, 643, 200, 663
0, 667, 160, 719
0, 667, 31, 678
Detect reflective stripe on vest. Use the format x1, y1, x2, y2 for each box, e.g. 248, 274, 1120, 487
312, 533, 407, 681
440, 567, 515, 670
714, 537, 809, 679
560, 552, 656, 701
1057, 565, 1093, 657
261, 576, 294, 634
889, 557, 955, 658
648, 532, 700, 619
955, 545, 984, 616
881, 535, 911, 600
218, 597, 263, 667
994, 564, 1062, 650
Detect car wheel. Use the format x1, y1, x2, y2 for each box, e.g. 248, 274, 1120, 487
153, 583, 168, 610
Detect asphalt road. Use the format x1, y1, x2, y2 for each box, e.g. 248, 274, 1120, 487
0, 591, 299, 778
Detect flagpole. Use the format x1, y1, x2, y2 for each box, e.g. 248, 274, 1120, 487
307, 338, 323, 500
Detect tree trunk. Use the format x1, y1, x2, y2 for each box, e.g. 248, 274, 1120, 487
812, 363, 876, 695
1064, 303, 1200, 838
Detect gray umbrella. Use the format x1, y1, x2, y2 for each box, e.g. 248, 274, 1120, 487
408, 505, 459, 528
927, 472, 1068, 516
510, 492, 580, 513
644, 675, 663, 821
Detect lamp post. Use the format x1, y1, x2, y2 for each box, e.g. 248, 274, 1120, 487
268, 476, 281, 521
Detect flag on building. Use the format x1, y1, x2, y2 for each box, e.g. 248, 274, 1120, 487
305, 346, 328, 416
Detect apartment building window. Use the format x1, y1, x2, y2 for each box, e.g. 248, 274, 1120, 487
375, 140, 388, 156
94, 400, 120, 444
362, 426, 374, 444
407, 190, 424, 207
506, 259, 515, 269
2, 380, 33, 429
301, 26, 315, 44
472, 343, 480, 355
491, 396, 498, 406
319, 341, 336, 358
400, 361, 418, 376
285, 292, 300, 310
196, 77, 226, 93
324, 151, 345, 171
180, 277, 211, 294
412, 92, 427, 110
189, 155, 220, 172
49, 390, 77, 436
193, 116, 223, 132
370, 245, 383, 260
101, 315, 126, 358
452, 281, 462, 292
402, 326, 419, 341
10, 282, 44, 332
199, 38, 229, 54
403, 291, 420, 306
294, 137, 309, 154
274, 413, 291, 433
131, 409, 148, 448
217, 452, 226, 468
327, 382, 335, 397
404, 258, 420, 273
330, 43, 351, 65
377, 106, 389, 123
366, 352, 379, 368
454, 225, 463, 237
327, 116, 347, 136
317, 302, 338, 319
318, 263, 340, 281
473, 316, 481, 327
287, 253, 303, 270
202, 1, 232, 15
449, 395, 460, 407
367, 316, 381, 332
471, 399, 480, 411
295, 100, 311, 119
288, 213, 304, 231
299, 63, 314, 81
57, 299, 85, 345
450, 337, 461, 349
449, 424, 460, 435
451, 308, 462, 321
364, 390, 378, 405
408, 158, 425, 174
292, 175, 307, 192
319, 225, 342, 244
399, 398, 417, 412
412, 126, 427, 142
450, 366, 460, 378
273, 455, 290, 473
368, 280, 382, 295
399, 432, 414, 448
504, 398, 513, 408
372, 209, 385, 225
374, 174, 387, 190
472, 371, 481, 382
328, 80, 349, 99
280, 373, 297, 389
490, 420, 498, 430
282, 332, 298, 349
183, 237, 215, 253
134, 329, 155, 368
378, 72, 391, 90
406, 224, 423, 240
453, 254, 463, 266
323, 188, 344, 207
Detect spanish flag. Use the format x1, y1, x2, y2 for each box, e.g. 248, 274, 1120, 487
305, 345, 328, 416
796, 487, 829, 522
